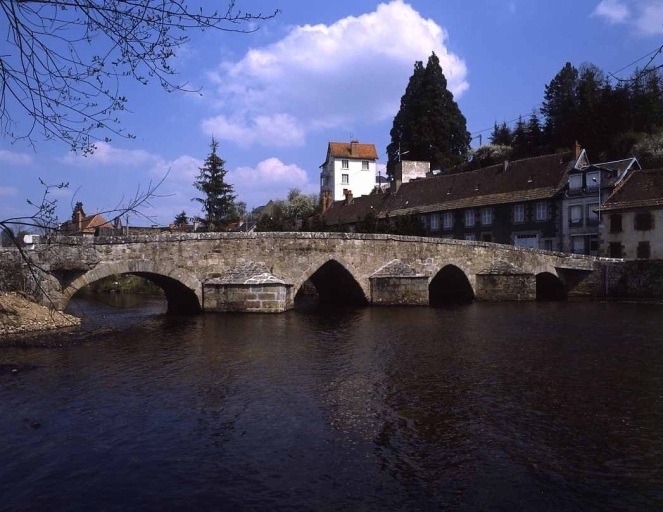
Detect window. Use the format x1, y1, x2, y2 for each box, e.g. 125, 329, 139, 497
610, 214, 622, 233
465, 209, 475, 227
568, 174, 582, 192
442, 212, 453, 230
637, 241, 651, 259
586, 203, 599, 226
341, 159, 349, 169
341, 174, 349, 184
361, 160, 369, 170
586, 172, 599, 191
430, 213, 439, 231
513, 204, 525, 223
481, 208, 493, 225
419, 215, 427, 228
465, 234, 476, 241
609, 242, 623, 258
569, 205, 583, 226
635, 211, 653, 231
535, 201, 548, 221
571, 235, 586, 254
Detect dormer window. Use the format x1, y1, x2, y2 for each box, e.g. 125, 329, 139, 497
568, 175, 582, 190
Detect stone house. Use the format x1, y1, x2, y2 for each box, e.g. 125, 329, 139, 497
600, 168, 663, 259
322, 151, 583, 251
561, 151, 640, 255
319, 140, 379, 204
59, 205, 115, 236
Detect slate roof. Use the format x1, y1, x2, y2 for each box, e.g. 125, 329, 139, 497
322, 152, 575, 225
600, 169, 663, 211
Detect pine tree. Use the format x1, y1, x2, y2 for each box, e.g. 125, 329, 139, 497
193, 138, 236, 231
511, 116, 528, 158
386, 61, 425, 177
489, 122, 512, 146
386, 53, 470, 177
526, 111, 544, 155
174, 211, 188, 226
541, 62, 579, 151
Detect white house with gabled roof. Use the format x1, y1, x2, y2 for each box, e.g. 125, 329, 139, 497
320, 140, 378, 204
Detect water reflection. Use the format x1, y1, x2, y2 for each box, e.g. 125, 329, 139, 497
1, 297, 663, 510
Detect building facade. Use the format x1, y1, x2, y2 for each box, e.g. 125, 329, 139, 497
320, 141, 379, 202
600, 169, 663, 259
561, 153, 640, 255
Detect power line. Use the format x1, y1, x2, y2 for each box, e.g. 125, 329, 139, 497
471, 106, 543, 137
608, 43, 663, 81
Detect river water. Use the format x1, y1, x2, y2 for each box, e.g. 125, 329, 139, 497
1, 295, 663, 511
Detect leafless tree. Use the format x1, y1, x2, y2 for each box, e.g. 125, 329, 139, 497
0, 0, 279, 153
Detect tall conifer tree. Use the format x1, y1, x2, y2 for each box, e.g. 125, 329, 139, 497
193, 138, 236, 231
387, 53, 470, 177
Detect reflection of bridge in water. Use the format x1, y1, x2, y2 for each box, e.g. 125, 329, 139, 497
22, 233, 601, 313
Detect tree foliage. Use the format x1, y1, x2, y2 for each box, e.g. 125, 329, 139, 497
387, 53, 471, 177
255, 189, 319, 232
0, 1, 279, 153
193, 138, 236, 231
174, 211, 188, 226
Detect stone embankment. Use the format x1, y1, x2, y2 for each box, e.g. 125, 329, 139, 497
0, 292, 80, 336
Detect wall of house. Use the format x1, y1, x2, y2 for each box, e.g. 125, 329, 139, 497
602, 209, 663, 259
327, 158, 376, 201
421, 200, 560, 250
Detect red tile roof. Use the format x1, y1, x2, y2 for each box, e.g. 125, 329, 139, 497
325, 141, 378, 162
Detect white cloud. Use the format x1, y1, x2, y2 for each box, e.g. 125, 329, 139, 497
593, 0, 630, 23
638, 1, 663, 34
228, 158, 313, 206
0, 150, 33, 166
593, 0, 663, 34
0, 186, 18, 197
63, 141, 159, 167
202, 0, 468, 148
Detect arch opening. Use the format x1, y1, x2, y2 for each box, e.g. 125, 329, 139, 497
429, 265, 474, 306
295, 260, 367, 310
536, 272, 567, 301
67, 271, 201, 314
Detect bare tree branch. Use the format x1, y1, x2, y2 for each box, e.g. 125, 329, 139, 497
0, 0, 279, 153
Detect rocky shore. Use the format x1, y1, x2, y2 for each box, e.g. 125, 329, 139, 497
0, 292, 80, 336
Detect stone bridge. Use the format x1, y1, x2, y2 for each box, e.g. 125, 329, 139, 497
15, 232, 601, 313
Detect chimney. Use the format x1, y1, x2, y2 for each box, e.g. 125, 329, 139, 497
391, 162, 404, 193
574, 141, 582, 159
351, 139, 359, 156
75, 209, 84, 232
343, 189, 353, 205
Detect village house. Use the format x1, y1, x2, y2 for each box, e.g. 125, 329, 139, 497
562, 151, 640, 255
319, 140, 379, 206
600, 168, 663, 259
321, 147, 640, 253
58, 203, 117, 236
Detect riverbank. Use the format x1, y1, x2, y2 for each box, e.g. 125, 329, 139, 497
0, 292, 80, 337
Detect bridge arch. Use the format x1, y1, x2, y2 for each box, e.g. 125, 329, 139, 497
429, 264, 475, 305
62, 260, 203, 314
292, 255, 368, 307
536, 271, 567, 301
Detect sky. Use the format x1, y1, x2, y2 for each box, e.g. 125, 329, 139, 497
2, 0, 663, 227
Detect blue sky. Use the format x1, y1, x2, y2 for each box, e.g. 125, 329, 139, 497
2, 0, 663, 227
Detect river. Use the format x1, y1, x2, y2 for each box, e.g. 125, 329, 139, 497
1, 295, 663, 511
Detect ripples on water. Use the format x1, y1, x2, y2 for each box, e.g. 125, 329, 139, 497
1, 295, 663, 511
